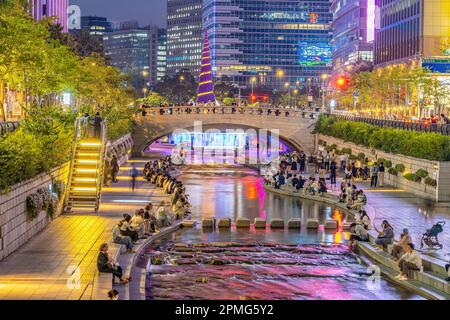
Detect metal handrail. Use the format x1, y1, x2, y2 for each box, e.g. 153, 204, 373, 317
64, 118, 83, 209
95, 118, 108, 213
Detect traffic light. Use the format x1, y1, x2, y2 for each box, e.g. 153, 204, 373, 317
251, 95, 257, 103
262, 95, 268, 102
335, 75, 349, 90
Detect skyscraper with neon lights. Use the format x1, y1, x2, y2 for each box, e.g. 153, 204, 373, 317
196, 34, 215, 104
30, 0, 69, 32
203, 0, 333, 90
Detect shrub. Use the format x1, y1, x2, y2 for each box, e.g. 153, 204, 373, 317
357, 153, 366, 161
425, 177, 437, 187
415, 169, 429, 179
52, 180, 65, 200
315, 115, 450, 161
341, 147, 352, 155
395, 164, 406, 173
403, 173, 421, 183
388, 167, 398, 176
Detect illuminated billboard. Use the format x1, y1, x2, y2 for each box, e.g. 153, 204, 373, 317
297, 42, 332, 66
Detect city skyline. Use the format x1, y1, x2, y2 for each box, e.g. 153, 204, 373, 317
69, 0, 167, 27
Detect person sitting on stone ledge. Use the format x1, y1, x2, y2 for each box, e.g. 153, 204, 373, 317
97, 243, 129, 284
348, 222, 369, 248
357, 210, 371, 230
112, 222, 134, 253
375, 220, 395, 251
144, 203, 156, 235
391, 228, 412, 260
156, 201, 172, 228
445, 262, 450, 282
130, 210, 146, 239
120, 214, 139, 242
395, 243, 422, 281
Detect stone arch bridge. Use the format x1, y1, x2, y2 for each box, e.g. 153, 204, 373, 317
132, 106, 320, 156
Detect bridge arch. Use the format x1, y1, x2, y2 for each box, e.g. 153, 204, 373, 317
132, 106, 318, 157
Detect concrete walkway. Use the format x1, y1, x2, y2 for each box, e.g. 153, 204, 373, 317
0, 158, 164, 300
302, 167, 450, 262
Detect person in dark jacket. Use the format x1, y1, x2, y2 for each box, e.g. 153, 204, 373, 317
97, 243, 128, 284
330, 160, 337, 187
93, 112, 102, 138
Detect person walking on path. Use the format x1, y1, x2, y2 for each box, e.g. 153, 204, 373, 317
329, 159, 337, 188
93, 112, 102, 139
370, 162, 379, 187
110, 155, 120, 183
378, 162, 385, 187
130, 164, 139, 192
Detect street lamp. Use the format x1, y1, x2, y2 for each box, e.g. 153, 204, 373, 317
250, 76, 257, 96
321, 74, 328, 110
284, 82, 291, 106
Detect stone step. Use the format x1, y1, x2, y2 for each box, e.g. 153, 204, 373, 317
254, 218, 266, 229
236, 218, 250, 228
306, 219, 319, 229
287, 218, 301, 229
270, 219, 284, 229
202, 218, 215, 229
217, 218, 231, 228
324, 219, 338, 230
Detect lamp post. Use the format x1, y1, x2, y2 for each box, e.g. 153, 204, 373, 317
250, 76, 257, 96
284, 82, 290, 106
321, 73, 328, 110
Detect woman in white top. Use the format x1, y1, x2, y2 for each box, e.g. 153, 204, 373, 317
396, 243, 422, 281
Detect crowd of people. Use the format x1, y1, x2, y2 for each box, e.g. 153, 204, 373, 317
97, 155, 191, 286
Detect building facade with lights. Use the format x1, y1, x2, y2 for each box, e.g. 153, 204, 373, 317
80, 16, 112, 41
166, 0, 203, 77
375, 0, 450, 70
30, 0, 68, 32
202, 0, 333, 90
331, 0, 374, 73
103, 26, 166, 95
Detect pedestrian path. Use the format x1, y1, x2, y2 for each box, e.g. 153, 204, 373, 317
0, 158, 164, 300
321, 173, 450, 262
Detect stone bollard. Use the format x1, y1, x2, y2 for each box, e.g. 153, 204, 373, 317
342, 222, 353, 231
254, 218, 266, 229
270, 219, 285, 229
306, 219, 319, 229
217, 218, 231, 229
182, 220, 197, 228
202, 218, 215, 229
324, 219, 338, 230
288, 218, 302, 230
236, 218, 251, 228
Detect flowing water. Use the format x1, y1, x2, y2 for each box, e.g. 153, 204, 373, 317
142, 166, 423, 300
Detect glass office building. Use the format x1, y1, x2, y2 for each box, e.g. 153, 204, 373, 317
375, 0, 450, 69
203, 0, 333, 89
331, 0, 374, 73
80, 16, 112, 41
167, 0, 203, 77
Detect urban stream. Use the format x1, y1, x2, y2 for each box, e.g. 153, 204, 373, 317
140, 165, 423, 300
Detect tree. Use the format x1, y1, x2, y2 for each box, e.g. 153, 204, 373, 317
154, 71, 197, 104
137, 92, 167, 106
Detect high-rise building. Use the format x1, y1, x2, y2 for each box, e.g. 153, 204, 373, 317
30, 0, 68, 32
156, 28, 168, 82
375, 0, 450, 70
148, 26, 168, 85
103, 25, 167, 94
166, 0, 203, 77
331, 0, 374, 73
80, 16, 112, 41
203, 0, 333, 89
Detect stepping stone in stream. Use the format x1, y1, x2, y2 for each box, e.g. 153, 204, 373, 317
217, 218, 231, 228
202, 218, 215, 229
182, 220, 197, 228
288, 218, 302, 230
306, 219, 319, 229
254, 218, 266, 229
270, 219, 285, 229
324, 219, 338, 230
236, 218, 250, 228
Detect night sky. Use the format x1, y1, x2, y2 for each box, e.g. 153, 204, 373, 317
70, 0, 167, 27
